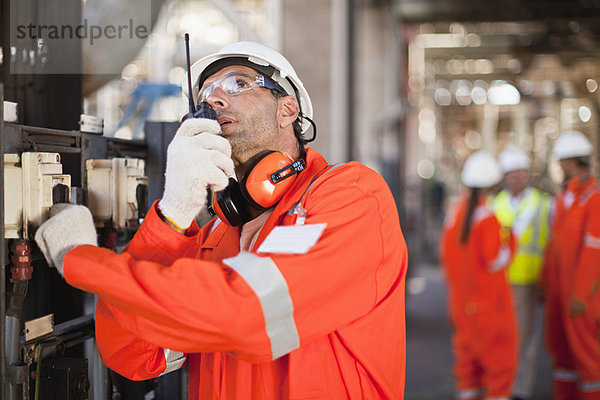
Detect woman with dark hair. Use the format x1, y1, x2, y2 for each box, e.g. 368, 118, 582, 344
440, 150, 518, 400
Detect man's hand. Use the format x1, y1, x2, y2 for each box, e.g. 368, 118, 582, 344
158, 118, 234, 231
569, 298, 586, 317
499, 226, 512, 244
34, 204, 98, 276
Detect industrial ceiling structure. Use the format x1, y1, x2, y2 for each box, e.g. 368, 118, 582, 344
394, 0, 600, 23
390, 0, 600, 262
395, 0, 600, 177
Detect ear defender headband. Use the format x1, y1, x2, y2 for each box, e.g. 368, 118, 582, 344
208, 151, 306, 226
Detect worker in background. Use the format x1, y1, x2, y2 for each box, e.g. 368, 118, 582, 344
440, 150, 518, 400
33, 41, 408, 399
541, 130, 600, 400
491, 146, 551, 400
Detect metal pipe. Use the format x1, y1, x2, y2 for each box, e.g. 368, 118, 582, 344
329, 0, 350, 164
1, 82, 7, 400
5, 280, 28, 400
84, 295, 108, 400
346, 0, 355, 161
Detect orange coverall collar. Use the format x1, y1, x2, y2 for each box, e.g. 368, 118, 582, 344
566, 175, 595, 194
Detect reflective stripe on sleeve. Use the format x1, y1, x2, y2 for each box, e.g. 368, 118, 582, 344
584, 233, 600, 250
553, 368, 579, 382
455, 388, 484, 398
489, 245, 511, 272
581, 379, 600, 392
159, 348, 186, 376
223, 251, 300, 360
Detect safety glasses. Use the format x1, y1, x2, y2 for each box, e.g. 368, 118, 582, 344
197, 72, 286, 103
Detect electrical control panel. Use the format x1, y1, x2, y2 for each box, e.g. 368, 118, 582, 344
4, 152, 71, 239
0, 119, 170, 400
86, 158, 148, 229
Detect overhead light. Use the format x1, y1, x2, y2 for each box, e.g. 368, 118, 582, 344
121, 63, 139, 79
488, 81, 521, 105
579, 106, 592, 123
446, 59, 464, 74
474, 80, 488, 88
518, 79, 534, 96
471, 87, 487, 105
475, 59, 494, 74
453, 80, 473, 106
419, 108, 436, 124
507, 59, 521, 74
586, 79, 598, 93
417, 159, 435, 179
465, 130, 482, 149
418, 126, 436, 144
449, 23, 466, 35
541, 80, 556, 96
464, 59, 477, 74
434, 88, 452, 106
472, 80, 488, 105
414, 34, 467, 48
418, 108, 436, 144
466, 33, 481, 47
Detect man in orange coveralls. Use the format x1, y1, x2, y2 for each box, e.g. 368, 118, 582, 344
34, 42, 408, 399
440, 150, 518, 400
541, 130, 600, 400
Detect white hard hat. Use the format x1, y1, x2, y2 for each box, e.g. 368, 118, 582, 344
552, 130, 593, 160
182, 41, 313, 133
461, 150, 503, 188
498, 145, 531, 173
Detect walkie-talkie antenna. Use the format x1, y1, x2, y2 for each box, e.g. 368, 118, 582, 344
185, 33, 196, 114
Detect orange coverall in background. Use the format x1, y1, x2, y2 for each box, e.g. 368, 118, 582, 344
61, 149, 408, 400
440, 195, 518, 400
541, 176, 600, 400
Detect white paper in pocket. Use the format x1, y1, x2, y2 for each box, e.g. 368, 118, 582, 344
257, 223, 327, 254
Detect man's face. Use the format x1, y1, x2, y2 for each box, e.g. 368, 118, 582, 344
559, 158, 576, 180
199, 65, 280, 165
504, 169, 529, 195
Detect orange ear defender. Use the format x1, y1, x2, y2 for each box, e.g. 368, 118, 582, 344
208, 151, 306, 226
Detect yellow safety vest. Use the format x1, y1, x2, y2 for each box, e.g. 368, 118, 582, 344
490, 188, 552, 285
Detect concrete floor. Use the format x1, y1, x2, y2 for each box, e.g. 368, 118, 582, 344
405, 264, 553, 400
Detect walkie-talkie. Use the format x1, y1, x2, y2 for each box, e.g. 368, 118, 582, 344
182, 33, 217, 122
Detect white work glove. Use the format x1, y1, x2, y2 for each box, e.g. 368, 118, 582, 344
158, 118, 234, 230
34, 203, 98, 275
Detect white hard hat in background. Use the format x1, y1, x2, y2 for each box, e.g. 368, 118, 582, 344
498, 145, 531, 173
182, 41, 313, 133
552, 130, 593, 160
461, 150, 503, 188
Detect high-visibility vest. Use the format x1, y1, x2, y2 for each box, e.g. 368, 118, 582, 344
491, 187, 552, 284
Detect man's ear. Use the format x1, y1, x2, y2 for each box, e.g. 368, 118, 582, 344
278, 96, 299, 129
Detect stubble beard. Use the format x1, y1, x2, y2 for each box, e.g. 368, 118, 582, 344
229, 106, 280, 168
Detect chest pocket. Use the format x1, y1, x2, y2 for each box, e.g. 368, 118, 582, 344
198, 219, 240, 262
282, 163, 345, 227
200, 219, 227, 249
564, 210, 585, 236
